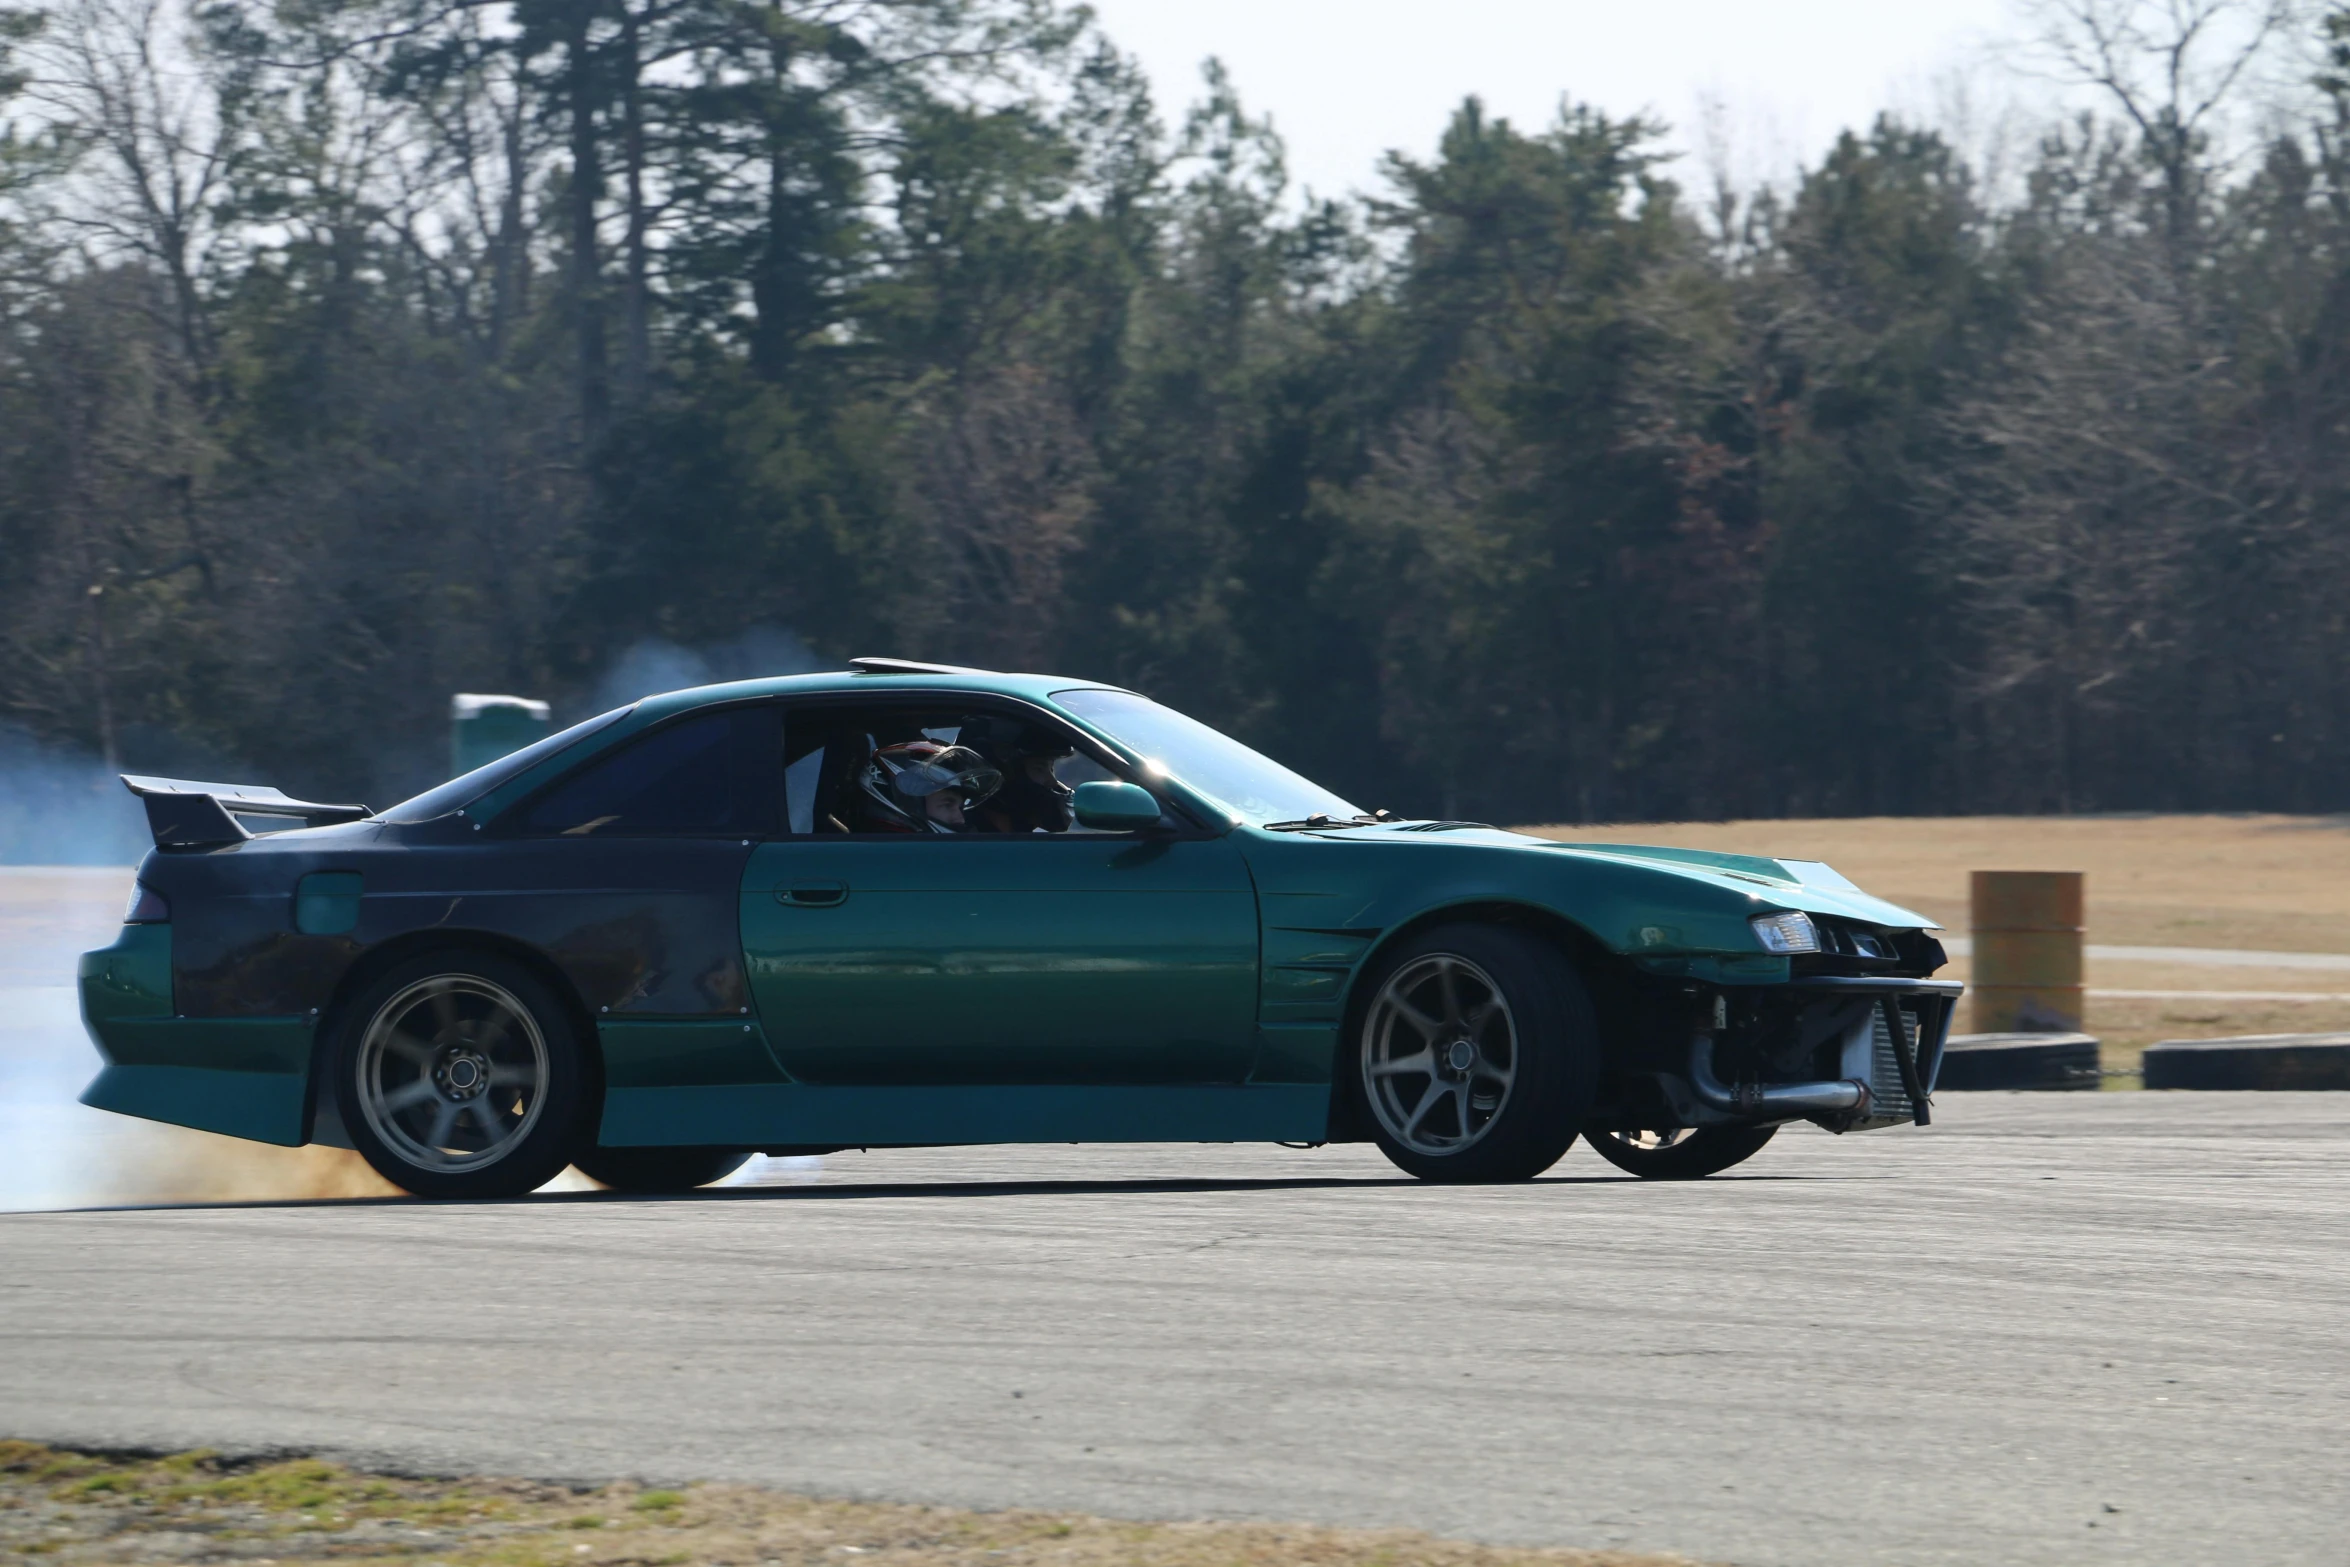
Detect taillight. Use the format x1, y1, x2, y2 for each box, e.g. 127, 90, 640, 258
124, 883, 170, 923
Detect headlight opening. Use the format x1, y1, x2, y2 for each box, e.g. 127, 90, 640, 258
1750, 910, 1821, 954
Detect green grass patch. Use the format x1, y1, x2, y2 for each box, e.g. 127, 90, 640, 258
29, 1457, 101, 1485
0, 1440, 1684, 1567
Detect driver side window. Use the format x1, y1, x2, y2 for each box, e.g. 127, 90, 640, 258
780, 704, 1139, 837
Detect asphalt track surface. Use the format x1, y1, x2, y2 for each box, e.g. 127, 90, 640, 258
4, 1097, 2347, 1566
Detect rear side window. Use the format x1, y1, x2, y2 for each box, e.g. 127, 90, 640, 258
519, 707, 779, 837
378, 705, 634, 823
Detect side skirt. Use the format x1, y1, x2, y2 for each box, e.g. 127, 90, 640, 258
598, 1083, 1332, 1149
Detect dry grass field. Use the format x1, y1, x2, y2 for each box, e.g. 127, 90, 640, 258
0, 1444, 1689, 1567
1529, 814, 2350, 1064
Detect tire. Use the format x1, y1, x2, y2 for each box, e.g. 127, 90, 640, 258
1354, 923, 1598, 1183
334, 950, 590, 1200
1585, 1124, 1777, 1180
573, 1146, 751, 1194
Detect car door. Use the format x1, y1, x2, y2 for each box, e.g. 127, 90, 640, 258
739, 697, 1260, 1086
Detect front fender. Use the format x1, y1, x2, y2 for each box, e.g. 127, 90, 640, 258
1236, 825, 1942, 1092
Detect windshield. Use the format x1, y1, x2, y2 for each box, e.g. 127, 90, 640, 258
1053, 689, 1363, 826
377, 706, 635, 824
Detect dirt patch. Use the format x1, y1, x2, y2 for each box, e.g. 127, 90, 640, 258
0, 1443, 1692, 1567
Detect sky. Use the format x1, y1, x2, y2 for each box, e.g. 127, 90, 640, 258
1083, 0, 2028, 201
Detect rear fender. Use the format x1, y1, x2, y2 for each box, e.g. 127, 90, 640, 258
308, 930, 604, 1146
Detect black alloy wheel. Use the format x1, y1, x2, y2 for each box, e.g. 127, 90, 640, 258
1355, 923, 1598, 1183
572, 1146, 752, 1194
335, 950, 590, 1200
1585, 1124, 1778, 1179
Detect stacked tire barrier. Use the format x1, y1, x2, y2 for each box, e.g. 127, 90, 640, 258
1937, 1032, 2102, 1091
2143, 1035, 2350, 1090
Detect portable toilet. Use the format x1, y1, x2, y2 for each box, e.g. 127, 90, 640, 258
450, 694, 552, 779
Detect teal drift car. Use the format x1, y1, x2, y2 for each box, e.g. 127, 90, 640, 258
80, 658, 1961, 1198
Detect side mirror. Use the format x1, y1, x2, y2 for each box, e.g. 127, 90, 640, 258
1072, 780, 1163, 832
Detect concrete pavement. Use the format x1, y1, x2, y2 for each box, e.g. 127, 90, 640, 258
2, 1094, 2345, 1567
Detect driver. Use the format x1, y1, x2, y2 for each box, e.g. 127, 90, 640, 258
964, 717, 1077, 833
856, 740, 1004, 833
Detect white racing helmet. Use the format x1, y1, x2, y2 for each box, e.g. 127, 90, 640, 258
858, 740, 1004, 832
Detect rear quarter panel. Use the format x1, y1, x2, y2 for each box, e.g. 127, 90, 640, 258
95, 824, 760, 1145
145, 827, 754, 1021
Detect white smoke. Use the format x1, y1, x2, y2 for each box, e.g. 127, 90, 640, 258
593, 627, 832, 710
0, 728, 149, 866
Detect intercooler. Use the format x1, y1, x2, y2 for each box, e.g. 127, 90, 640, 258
1833, 989, 1958, 1130
1677, 976, 1962, 1131
1847, 1004, 1916, 1128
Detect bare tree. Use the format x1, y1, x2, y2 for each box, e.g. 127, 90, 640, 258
367, 8, 550, 362
22, 0, 248, 393
2013, 0, 2302, 261
902, 362, 1098, 672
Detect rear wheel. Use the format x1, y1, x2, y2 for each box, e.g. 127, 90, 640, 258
573, 1147, 751, 1194
336, 951, 589, 1200
1586, 1124, 1777, 1179
1356, 923, 1597, 1183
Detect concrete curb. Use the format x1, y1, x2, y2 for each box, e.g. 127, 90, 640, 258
1938, 1032, 2102, 1091
2142, 1034, 2350, 1090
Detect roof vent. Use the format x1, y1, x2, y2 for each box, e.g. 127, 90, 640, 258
848, 656, 990, 676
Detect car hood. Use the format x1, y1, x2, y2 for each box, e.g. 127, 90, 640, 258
1343, 824, 1941, 931
1543, 838, 1937, 929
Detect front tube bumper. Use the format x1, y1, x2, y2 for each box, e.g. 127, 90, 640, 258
1787, 976, 1965, 1100
1686, 976, 1965, 1127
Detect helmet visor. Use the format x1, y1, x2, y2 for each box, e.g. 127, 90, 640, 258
886, 744, 1003, 808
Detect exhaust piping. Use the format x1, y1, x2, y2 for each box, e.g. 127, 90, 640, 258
1687, 1034, 1870, 1117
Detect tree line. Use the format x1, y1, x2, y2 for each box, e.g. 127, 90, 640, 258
4, 0, 2350, 825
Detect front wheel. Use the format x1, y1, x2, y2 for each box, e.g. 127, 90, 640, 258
1355, 923, 1598, 1183
573, 1146, 751, 1194
1585, 1124, 1777, 1179
335, 951, 589, 1200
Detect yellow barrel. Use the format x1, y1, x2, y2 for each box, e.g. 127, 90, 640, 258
1970, 870, 2084, 1033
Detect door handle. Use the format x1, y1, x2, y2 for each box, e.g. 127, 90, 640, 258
778, 881, 849, 907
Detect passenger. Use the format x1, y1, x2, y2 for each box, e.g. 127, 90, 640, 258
965, 719, 1078, 833
855, 741, 1004, 834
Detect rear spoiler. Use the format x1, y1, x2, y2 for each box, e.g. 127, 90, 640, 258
121, 775, 372, 848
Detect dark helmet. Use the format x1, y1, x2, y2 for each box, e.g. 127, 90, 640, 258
858, 740, 1003, 833
964, 716, 1077, 832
